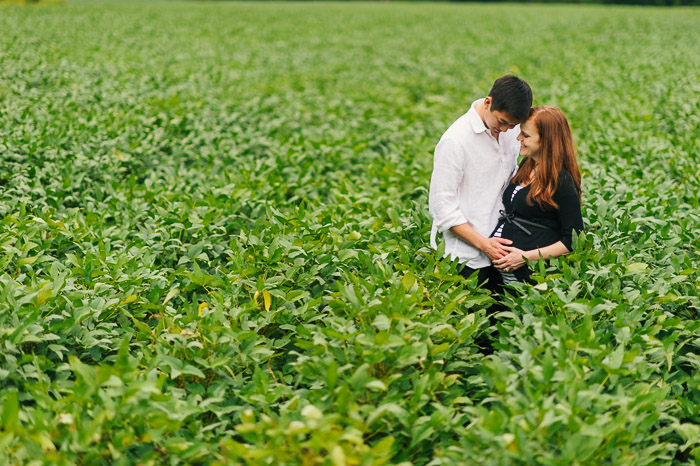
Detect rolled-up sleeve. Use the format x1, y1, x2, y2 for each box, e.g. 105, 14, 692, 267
429, 138, 469, 233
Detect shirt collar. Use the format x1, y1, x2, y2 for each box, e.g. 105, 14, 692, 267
467, 98, 489, 134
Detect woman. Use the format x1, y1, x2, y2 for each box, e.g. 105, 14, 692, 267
491, 106, 583, 284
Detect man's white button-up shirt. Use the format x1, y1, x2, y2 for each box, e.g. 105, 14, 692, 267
429, 98, 520, 268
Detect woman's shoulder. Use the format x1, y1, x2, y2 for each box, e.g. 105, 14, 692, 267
557, 169, 576, 184
555, 170, 581, 199
557, 170, 579, 189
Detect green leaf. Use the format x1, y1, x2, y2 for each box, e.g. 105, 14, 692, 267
607, 345, 624, 370
18, 256, 39, 266
626, 262, 648, 273
326, 360, 338, 390
263, 289, 271, 311
365, 380, 387, 391
182, 365, 205, 379
69, 356, 97, 387
401, 270, 415, 291
542, 351, 554, 382
2, 391, 19, 430
37, 286, 52, 305
162, 287, 180, 306
120, 294, 139, 305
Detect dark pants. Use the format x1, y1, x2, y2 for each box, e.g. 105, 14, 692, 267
459, 265, 506, 354
459, 264, 509, 319
459, 264, 504, 296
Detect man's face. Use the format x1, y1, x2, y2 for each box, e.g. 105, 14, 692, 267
483, 97, 520, 137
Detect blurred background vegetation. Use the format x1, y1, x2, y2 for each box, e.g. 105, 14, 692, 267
3, 0, 700, 8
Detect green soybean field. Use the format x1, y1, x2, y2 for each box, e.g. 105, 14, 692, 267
1, 1, 700, 464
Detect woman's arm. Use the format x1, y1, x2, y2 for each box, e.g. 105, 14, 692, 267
555, 173, 584, 251
493, 241, 569, 271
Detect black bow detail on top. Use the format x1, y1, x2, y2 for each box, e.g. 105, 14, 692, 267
498, 210, 532, 235
497, 210, 552, 236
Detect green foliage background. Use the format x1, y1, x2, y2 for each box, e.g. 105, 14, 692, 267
1, 1, 699, 464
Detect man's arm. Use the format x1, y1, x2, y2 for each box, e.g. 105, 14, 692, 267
429, 138, 511, 260
450, 223, 511, 261
429, 139, 470, 233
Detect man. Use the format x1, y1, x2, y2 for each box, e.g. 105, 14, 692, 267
429, 76, 532, 292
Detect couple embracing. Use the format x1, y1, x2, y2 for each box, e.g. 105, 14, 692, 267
429, 76, 583, 295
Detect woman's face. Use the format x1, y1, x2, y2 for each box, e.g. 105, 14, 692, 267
517, 119, 540, 159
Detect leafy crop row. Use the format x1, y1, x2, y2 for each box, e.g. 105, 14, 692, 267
0, 1, 699, 464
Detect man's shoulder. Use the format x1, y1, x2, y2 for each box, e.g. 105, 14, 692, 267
439, 111, 478, 145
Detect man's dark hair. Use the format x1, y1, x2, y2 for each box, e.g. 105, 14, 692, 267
488, 75, 532, 122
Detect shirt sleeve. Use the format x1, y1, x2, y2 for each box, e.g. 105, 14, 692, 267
554, 175, 584, 251
428, 138, 469, 233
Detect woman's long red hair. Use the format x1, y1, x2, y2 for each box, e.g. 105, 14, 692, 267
511, 106, 582, 210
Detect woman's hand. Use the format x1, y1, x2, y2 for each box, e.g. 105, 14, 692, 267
480, 237, 513, 261
492, 246, 530, 272
493, 241, 572, 272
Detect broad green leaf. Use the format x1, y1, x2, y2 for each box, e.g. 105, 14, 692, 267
626, 262, 648, 273
120, 294, 138, 305
1, 391, 19, 429
18, 256, 39, 266
37, 286, 52, 305
365, 380, 388, 391
402, 270, 415, 291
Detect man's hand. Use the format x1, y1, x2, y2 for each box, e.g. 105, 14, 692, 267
480, 237, 512, 261
493, 246, 528, 271
449, 223, 513, 260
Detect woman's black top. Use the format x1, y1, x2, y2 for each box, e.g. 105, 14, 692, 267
495, 172, 584, 282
